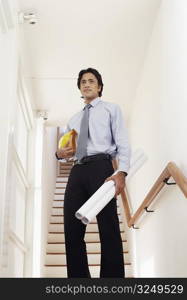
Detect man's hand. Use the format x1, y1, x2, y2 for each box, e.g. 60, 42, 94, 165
56, 147, 75, 159
105, 171, 126, 197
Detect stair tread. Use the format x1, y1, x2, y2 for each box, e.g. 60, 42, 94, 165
49, 221, 122, 224
48, 240, 127, 244
46, 251, 129, 254
45, 262, 131, 267
55, 187, 66, 189
51, 214, 121, 216
58, 173, 71, 175
51, 215, 66, 217
48, 231, 125, 234
59, 173, 70, 175
52, 205, 120, 207
53, 200, 120, 205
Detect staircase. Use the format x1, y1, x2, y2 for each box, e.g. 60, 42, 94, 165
43, 161, 133, 277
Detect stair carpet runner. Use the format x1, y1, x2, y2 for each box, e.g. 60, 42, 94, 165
44, 161, 132, 277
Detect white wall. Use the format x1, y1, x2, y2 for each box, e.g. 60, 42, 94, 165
0, 0, 19, 275
0, 0, 39, 277
128, 0, 187, 277
40, 126, 57, 276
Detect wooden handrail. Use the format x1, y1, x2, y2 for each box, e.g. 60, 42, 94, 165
55, 136, 187, 228
119, 161, 187, 228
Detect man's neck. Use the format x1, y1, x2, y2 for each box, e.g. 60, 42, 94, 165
84, 96, 99, 104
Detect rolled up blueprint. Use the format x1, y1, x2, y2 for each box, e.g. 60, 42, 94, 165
75, 148, 148, 224
75, 178, 116, 220
81, 184, 116, 225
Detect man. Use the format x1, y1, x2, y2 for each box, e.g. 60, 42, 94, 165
56, 68, 131, 278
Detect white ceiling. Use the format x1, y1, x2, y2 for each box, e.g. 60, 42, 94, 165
17, 0, 161, 126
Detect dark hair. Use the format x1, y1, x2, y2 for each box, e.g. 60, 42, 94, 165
77, 67, 104, 97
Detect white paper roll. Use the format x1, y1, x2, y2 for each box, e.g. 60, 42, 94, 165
75, 180, 114, 220
75, 148, 148, 224
81, 185, 116, 225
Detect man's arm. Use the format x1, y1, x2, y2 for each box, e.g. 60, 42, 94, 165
111, 104, 131, 173
105, 104, 131, 196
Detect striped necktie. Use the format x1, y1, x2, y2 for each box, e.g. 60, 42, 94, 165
76, 103, 92, 160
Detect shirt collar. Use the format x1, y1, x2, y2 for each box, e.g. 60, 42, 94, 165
86, 97, 101, 108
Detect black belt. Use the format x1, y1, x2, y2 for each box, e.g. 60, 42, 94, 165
74, 153, 111, 165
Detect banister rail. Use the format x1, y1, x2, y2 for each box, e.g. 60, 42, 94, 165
120, 161, 187, 228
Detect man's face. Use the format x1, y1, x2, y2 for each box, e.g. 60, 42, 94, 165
80, 72, 101, 102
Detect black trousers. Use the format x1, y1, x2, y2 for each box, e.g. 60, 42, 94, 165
64, 159, 125, 278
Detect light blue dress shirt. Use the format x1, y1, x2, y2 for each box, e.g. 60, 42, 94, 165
66, 97, 131, 173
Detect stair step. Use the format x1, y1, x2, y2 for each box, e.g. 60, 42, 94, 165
48, 233, 126, 243
46, 241, 128, 253
51, 201, 120, 208
48, 231, 125, 234
50, 215, 122, 223
54, 192, 121, 202
47, 240, 127, 244
54, 192, 66, 195
51, 207, 121, 214
48, 223, 125, 233
49, 220, 123, 225
45, 253, 130, 265
59, 173, 71, 176
50, 212, 122, 218
53, 199, 64, 202
55, 186, 66, 190
59, 166, 72, 170
52, 199, 64, 207
43, 264, 133, 278
55, 188, 66, 192
54, 195, 65, 200
60, 162, 73, 166
56, 178, 68, 183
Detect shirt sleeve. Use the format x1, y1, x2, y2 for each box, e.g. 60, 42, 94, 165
110, 104, 131, 174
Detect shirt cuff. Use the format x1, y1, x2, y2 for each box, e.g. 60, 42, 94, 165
117, 159, 130, 175
55, 151, 61, 160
